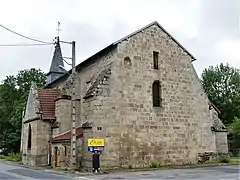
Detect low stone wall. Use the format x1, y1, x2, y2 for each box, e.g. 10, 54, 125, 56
22, 153, 48, 167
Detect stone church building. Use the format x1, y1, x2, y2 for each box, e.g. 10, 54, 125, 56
20, 21, 228, 169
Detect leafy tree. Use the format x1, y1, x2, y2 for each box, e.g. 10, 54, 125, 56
230, 117, 240, 135
201, 63, 240, 124
0, 68, 46, 153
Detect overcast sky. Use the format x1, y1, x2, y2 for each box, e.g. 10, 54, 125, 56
0, 0, 239, 80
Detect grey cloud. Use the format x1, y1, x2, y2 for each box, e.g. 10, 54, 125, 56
0, 0, 238, 81
199, 0, 240, 38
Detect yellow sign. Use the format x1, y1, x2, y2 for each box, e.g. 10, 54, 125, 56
88, 138, 105, 147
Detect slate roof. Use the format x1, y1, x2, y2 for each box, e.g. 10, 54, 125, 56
46, 37, 66, 85
52, 126, 83, 142
45, 21, 196, 88
37, 89, 60, 120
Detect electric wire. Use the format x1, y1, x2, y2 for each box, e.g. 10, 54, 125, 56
63, 58, 72, 66
0, 24, 52, 44
0, 43, 54, 47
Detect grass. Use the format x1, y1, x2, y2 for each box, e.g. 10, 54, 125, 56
229, 157, 240, 164
0, 153, 22, 162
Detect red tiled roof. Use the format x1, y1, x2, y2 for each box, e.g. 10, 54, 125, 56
37, 89, 60, 120
52, 127, 83, 141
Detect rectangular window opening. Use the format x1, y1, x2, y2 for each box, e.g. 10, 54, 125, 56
97, 127, 102, 131
153, 51, 159, 69
64, 146, 67, 156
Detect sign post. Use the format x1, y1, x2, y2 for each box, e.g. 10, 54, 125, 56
87, 138, 104, 173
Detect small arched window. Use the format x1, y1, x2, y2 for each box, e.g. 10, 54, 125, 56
27, 124, 32, 150
124, 56, 132, 66
152, 80, 162, 107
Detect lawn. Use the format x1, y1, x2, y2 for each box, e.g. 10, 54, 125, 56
230, 157, 240, 164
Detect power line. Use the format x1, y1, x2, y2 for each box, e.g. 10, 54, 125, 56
0, 43, 53, 47
0, 24, 52, 44
63, 58, 72, 66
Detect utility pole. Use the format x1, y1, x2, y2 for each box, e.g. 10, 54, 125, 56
57, 22, 77, 169
70, 40, 77, 169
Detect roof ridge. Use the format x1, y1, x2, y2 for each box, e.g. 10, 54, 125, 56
45, 21, 196, 87
113, 21, 196, 60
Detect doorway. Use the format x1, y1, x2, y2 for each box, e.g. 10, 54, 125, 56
54, 147, 58, 167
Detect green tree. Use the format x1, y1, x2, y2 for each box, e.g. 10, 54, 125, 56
201, 63, 240, 125
0, 68, 46, 153
230, 117, 240, 135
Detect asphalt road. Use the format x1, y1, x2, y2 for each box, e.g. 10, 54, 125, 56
0, 161, 74, 180
0, 161, 239, 180
87, 165, 240, 180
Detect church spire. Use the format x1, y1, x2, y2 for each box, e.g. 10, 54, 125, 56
46, 36, 65, 85
46, 22, 66, 85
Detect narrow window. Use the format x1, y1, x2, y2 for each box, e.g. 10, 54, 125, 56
152, 80, 162, 107
153, 51, 159, 69
64, 146, 67, 156
27, 124, 32, 149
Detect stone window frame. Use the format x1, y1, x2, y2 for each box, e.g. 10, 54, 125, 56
27, 124, 32, 150
153, 51, 159, 70
152, 80, 162, 107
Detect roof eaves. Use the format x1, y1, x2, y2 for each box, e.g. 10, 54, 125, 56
44, 73, 69, 88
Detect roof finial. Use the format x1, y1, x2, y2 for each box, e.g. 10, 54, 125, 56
56, 21, 61, 38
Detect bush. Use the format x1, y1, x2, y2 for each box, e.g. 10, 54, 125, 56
150, 162, 158, 168
218, 157, 230, 163
128, 165, 133, 169
0, 155, 6, 159
4, 153, 22, 162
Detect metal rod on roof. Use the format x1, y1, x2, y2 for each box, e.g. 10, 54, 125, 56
63, 56, 72, 59
59, 40, 72, 44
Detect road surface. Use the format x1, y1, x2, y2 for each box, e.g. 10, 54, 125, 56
0, 161, 74, 179
87, 165, 240, 180
0, 161, 239, 179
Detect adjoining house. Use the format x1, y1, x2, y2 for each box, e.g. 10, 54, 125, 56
20, 21, 228, 170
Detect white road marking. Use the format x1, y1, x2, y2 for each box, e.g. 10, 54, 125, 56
78, 177, 96, 180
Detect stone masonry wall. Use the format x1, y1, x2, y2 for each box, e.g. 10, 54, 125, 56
22, 120, 51, 167
47, 23, 228, 168
55, 98, 72, 135
52, 48, 121, 168
216, 132, 228, 155
22, 121, 37, 166
113, 24, 219, 167
81, 127, 93, 171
